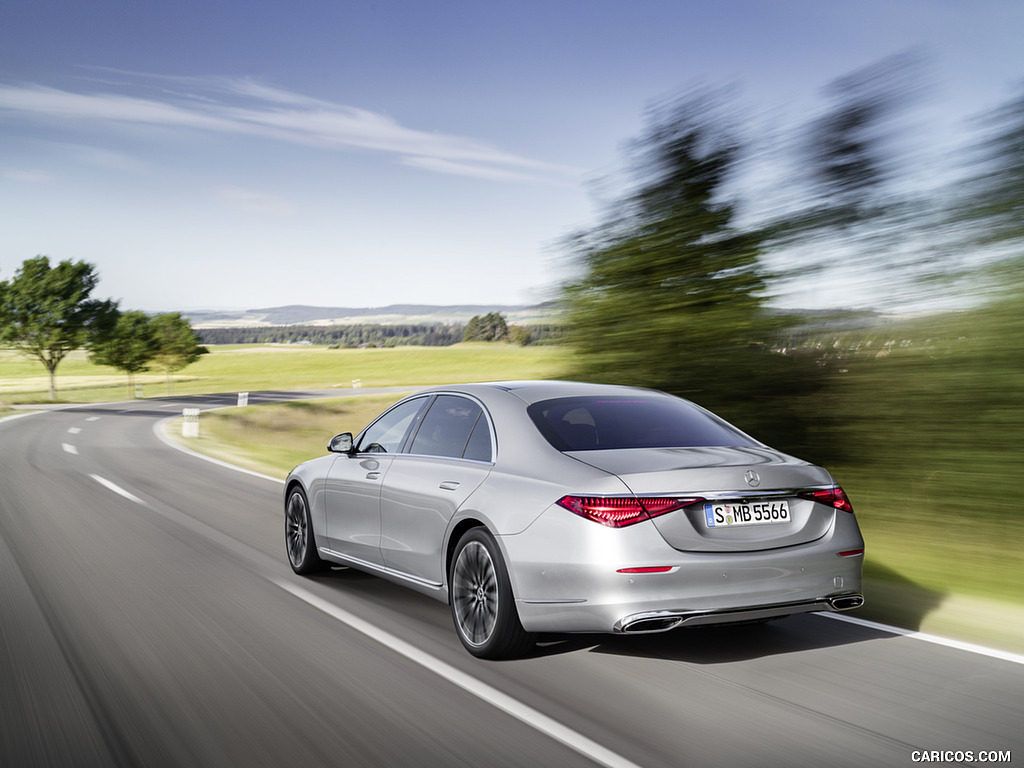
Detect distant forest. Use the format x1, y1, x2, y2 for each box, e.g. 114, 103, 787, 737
195, 323, 566, 347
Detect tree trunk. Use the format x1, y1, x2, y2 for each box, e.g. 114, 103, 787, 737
46, 364, 57, 401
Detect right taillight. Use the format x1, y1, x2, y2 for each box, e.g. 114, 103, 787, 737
799, 487, 854, 513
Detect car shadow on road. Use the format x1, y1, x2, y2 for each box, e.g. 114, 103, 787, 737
303, 560, 945, 665
557, 614, 891, 663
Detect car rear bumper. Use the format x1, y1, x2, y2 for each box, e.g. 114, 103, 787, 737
502, 505, 865, 634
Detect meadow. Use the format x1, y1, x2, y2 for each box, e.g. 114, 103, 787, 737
4, 336, 1023, 652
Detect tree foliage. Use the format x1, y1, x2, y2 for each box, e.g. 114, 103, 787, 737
463, 312, 508, 342
952, 84, 1024, 288
150, 313, 208, 392
560, 93, 827, 451
89, 310, 161, 393
0, 256, 118, 399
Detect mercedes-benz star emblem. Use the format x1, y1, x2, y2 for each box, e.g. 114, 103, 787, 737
744, 470, 761, 487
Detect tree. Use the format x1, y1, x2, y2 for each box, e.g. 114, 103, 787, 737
764, 53, 933, 306
463, 312, 508, 342
150, 312, 208, 393
508, 325, 533, 346
0, 256, 118, 400
560, 92, 825, 448
951, 84, 1024, 281
89, 311, 160, 396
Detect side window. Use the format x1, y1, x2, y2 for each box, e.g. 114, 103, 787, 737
357, 397, 427, 454
409, 395, 491, 461
463, 415, 493, 462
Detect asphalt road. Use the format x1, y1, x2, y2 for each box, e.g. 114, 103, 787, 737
1, 395, 1021, 768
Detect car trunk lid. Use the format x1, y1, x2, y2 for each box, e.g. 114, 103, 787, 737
567, 446, 837, 552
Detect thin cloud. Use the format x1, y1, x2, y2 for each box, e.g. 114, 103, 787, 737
0, 74, 580, 182
214, 185, 299, 217
403, 156, 562, 183
3, 169, 53, 183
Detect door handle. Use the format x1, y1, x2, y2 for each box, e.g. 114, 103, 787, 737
366, 471, 382, 480
439, 481, 460, 491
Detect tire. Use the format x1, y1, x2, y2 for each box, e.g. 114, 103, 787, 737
449, 528, 534, 659
285, 486, 326, 574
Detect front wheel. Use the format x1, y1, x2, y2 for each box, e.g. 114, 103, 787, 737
285, 486, 326, 574
449, 528, 534, 659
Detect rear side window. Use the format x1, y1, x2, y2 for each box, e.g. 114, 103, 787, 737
527, 396, 756, 451
409, 395, 492, 461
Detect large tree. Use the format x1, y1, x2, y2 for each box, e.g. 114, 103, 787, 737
149, 312, 208, 393
560, 92, 826, 448
0, 256, 118, 399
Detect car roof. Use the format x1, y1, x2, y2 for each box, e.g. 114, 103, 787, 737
416, 380, 671, 406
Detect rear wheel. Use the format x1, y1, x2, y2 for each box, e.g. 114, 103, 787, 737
449, 528, 534, 659
285, 486, 325, 574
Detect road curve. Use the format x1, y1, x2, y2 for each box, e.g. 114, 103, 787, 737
2, 395, 1021, 767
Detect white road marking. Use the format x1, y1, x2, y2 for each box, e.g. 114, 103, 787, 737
817, 612, 1024, 666
67, 427, 82, 434
86, 416, 101, 422
274, 580, 645, 768
62, 443, 78, 455
89, 474, 146, 505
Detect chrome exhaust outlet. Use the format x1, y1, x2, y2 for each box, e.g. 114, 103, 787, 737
615, 613, 686, 634
828, 594, 865, 611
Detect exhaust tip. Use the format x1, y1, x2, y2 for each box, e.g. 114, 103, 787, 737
829, 594, 865, 611
617, 615, 685, 634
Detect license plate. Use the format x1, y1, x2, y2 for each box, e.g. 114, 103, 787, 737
704, 500, 790, 527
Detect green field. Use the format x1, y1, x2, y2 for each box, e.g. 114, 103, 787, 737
5, 337, 1024, 653
0, 343, 567, 404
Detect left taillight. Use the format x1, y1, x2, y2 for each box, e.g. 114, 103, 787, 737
798, 487, 854, 513
556, 495, 703, 528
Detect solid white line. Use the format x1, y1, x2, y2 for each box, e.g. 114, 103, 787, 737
273, 580, 645, 768
816, 612, 1024, 666
152, 417, 283, 485
89, 474, 146, 505
62, 443, 78, 455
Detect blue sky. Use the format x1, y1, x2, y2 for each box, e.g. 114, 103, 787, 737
2, 1, 1023, 312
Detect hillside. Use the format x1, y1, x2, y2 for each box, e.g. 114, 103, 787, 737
185, 303, 561, 328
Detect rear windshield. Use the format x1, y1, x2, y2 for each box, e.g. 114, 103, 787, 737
527, 395, 757, 451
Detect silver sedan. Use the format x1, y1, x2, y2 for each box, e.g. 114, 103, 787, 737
284, 381, 865, 659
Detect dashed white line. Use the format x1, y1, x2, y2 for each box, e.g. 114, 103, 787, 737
67, 427, 82, 435
89, 474, 146, 505
274, 580, 644, 768
86, 416, 101, 422
62, 443, 78, 455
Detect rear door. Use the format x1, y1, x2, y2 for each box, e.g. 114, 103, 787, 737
379, 394, 493, 586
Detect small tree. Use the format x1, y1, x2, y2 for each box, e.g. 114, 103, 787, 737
150, 312, 207, 393
463, 312, 508, 342
89, 310, 160, 397
0, 256, 118, 400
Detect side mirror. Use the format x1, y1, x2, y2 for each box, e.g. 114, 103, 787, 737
328, 432, 354, 454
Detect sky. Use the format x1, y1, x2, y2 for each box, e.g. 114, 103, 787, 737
2, 1, 1023, 313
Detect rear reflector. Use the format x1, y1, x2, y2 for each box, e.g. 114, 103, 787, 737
556, 495, 704, 528
838, 549, 864, 557
617, 566, 674, 574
